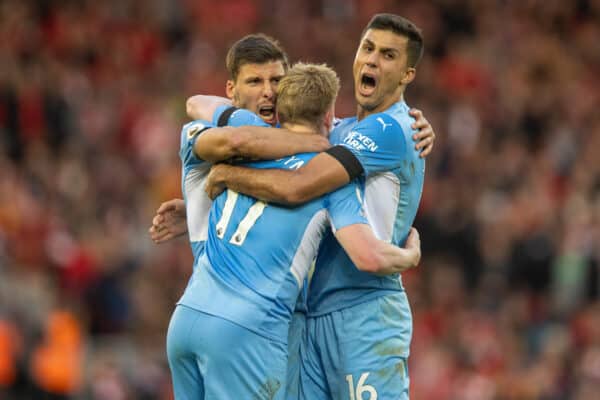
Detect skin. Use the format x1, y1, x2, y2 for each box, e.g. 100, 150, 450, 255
353, 29, 415, 119
226, 61, 285, 126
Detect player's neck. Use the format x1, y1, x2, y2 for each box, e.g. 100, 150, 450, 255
356, 92, 404, 121
282, 122, 321, 136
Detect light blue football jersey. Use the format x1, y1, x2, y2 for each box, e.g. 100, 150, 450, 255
178, 108, 270, 268
308, 101, 425, 315
178, 111, 367, 343
179, 119, 216, 268
212, 104, 272, 128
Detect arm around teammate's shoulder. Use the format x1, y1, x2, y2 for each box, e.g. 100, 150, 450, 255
194, 127, 331, 164
205, 148, 351, 205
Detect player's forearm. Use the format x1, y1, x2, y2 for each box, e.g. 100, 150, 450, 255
186, 95, 231, 120
370, 241, 420, 275
337, 225, 421, 275
232, 127, 330, 160
213, 164, 302, 205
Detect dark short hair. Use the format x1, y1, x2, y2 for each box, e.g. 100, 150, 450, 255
225, 34, 289, 81
363, 14, 424, 68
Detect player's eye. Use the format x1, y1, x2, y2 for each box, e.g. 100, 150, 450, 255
384, 52, 395, 60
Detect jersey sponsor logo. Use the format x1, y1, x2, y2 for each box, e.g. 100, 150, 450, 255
376, 117, 393, 132
343, 131, 379, 152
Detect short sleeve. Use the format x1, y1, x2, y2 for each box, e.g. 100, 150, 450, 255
179, 119, 213, 172
212, 105, 270, 128
337, 113, 406, 177
325, 180, 368, 232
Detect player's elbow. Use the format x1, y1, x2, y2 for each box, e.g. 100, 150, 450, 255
280, 172, 321, 205
353, 250, 386, 274
276, 186, 305, 205
278, 180, 313, 205
186, 96, 201, 119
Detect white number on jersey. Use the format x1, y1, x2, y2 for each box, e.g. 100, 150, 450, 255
346, 372, 377, 400
215, 189, 267, 246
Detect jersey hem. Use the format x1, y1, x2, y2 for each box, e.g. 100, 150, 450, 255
306, 288, 404, 318
176, 300, 288, 345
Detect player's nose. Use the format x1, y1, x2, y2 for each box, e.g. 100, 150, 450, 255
365, 50, 379, 67
262, 82, 274, 98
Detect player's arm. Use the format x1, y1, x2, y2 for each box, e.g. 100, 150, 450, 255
194, 126, 330, 163
186, 95, 231, 121
205, 148, 360, 205
335, 226, 421, 275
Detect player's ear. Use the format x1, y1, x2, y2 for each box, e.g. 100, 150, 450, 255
400, 68, 416, 86
226, 80, 235, 99
323, 107, 334, 135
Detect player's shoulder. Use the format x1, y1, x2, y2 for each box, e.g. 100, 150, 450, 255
358, 112, 403, 135
180, 119, 215, 165
181, 119, 214, 144
182, 119, 213, 134
215, 106, 269, 128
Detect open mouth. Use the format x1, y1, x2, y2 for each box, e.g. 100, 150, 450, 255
359, 73, 377, 96
258, 104, 275, 122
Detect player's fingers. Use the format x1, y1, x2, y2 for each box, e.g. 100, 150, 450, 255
154, 233, 173, 244
420, 142, 433, 158
418, 138, 434, 158
412, 124, 433, 138
152, 214, 164, 226
408, 108, 423, 119
152, 229, 171, 243
406, 227, 418, 244
205, 182, 214, 198
414, 136, 430, 150
156, 200, 178, 214
411, 117, 429, 131
209, 187, 223, 200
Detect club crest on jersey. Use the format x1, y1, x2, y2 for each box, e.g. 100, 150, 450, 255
187, 123, 205, 139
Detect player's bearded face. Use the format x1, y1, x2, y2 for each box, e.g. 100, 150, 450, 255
227, 61, 285, 126
353, 29, 412, 115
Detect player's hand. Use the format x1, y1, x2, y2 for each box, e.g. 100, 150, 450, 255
409, 108, 435, 158
149, 199, 188, 244
205, 164, 229, 200
404, 227, 421, 268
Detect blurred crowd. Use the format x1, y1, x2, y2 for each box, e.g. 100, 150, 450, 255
0, 0, 598, 399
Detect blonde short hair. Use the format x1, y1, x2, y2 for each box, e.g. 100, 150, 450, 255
276, 62, 340, 128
